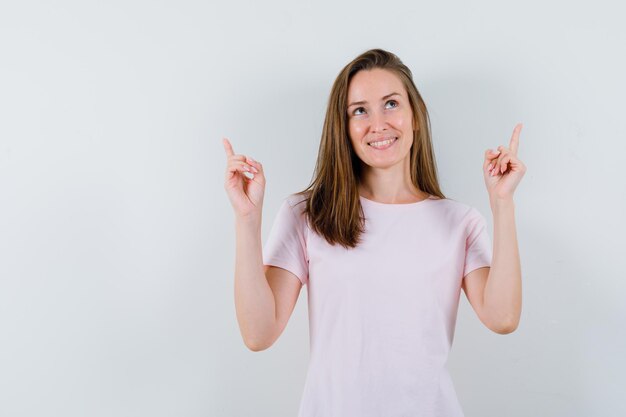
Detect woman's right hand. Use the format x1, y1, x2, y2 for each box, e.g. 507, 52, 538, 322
222, 137, 265, 219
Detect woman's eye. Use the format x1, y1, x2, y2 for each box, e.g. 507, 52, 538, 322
351, 101, 397, 116
386, 100, 398, 109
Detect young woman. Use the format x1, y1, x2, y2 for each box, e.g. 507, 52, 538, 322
223, 48, 525, 417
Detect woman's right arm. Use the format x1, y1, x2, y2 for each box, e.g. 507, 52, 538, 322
223, 138, 301, 351
233, 214, 277, 351
234, 216, 303, 351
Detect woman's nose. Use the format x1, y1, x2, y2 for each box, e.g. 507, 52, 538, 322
370, 110, 388, 133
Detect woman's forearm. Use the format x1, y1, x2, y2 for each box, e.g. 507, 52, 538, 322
484, 197, 522, 332
233, 215, 277, 351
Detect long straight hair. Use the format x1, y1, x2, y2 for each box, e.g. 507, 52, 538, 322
294, 48, 446, 249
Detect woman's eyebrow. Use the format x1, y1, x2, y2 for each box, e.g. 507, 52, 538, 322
348, 92, 400, 108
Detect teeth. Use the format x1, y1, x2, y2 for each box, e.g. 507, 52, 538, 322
369, 137, 396, 147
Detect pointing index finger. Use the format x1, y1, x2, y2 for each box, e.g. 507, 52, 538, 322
222, 137, 235, 157
509, 123, 522, 155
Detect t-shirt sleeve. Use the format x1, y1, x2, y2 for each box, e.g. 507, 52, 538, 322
262, 198, 309, 286
463, 208, 493, 277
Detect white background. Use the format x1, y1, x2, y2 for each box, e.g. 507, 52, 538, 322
1, 1, 625, 416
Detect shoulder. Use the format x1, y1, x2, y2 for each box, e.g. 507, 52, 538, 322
276, 192, 310, 231
427, 198, 488, 237
280, 192, 308, 221
431, 197, 483, 220
284, 192, 308, 211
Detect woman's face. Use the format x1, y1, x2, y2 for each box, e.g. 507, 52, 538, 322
346, 68, 415, 170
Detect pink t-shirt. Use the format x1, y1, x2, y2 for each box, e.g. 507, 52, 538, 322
262, 192, 492, 417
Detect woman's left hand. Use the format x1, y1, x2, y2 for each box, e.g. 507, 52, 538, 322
483, 123, 526, 200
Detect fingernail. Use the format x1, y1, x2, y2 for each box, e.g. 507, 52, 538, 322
488, 163, 493, 171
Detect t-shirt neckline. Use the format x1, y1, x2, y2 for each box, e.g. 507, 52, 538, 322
359, 194, 439, 207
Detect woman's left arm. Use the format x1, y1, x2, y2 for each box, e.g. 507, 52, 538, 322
485, 123, 526, 333
463, 123, 526, 334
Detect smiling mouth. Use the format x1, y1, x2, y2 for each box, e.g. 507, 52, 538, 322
368, 137, 398, 149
